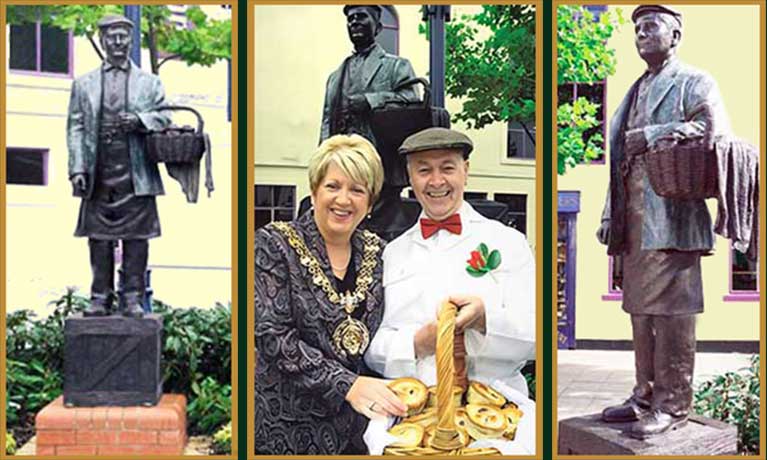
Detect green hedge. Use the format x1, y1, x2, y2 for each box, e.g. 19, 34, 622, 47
6, 289, 231, 437
694, 354, 760, 455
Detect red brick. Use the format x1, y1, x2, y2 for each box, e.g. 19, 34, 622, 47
91, 407, 108, 429
37, 430, 76, 446
57, 445, 98, 456
158, 430, 184, 445
137, 409, 180, 430
98, 444, 182, 455
36, 446, 56, 455
36, 404, 75, 430
74, 408, 93, 429
76, 430, 119, 445
118, 430, 158, 445
123, 407, 141, 429
105, 407, 124, 429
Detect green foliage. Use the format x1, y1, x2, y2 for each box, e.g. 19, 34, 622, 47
556, 6, 625, 174
211, 421, 232, 455
187, 377, 231, 435
421, 5, 535, 129
6, 5, 231, 74
694, 355, 760, 455
557, 96, 605, 174
5, 432, 17, 455
5, 290, 231, 437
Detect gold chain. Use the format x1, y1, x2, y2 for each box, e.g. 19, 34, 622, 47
273, 222, 379, 310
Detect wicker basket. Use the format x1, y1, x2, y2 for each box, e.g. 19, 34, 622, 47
146, 105, 206, 163
644, 105, 718, 200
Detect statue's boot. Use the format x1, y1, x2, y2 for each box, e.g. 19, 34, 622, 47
627, 409, 687, 439
84, 292, 112, 317
87, 239, 116, 316
121, 239, 148, 318
121, 291, 145, 318
601, 396, 650, 423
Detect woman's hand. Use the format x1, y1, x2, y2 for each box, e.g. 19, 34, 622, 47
345, 376, 408, 420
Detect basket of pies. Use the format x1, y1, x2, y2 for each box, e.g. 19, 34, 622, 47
380, 301, 526, 456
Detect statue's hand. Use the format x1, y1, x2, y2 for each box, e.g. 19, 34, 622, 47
347, 94, 370, 113
118, 112, 141, 132
596, 219, 610, 245
71, 174, 87, 193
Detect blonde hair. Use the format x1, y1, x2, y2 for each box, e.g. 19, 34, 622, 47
309, 134, 384, 204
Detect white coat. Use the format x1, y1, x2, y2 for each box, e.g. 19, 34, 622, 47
364, 202, 535, 395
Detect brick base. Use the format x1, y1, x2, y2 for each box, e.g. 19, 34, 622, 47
35, 394, 187, 456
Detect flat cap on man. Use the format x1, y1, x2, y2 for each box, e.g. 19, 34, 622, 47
97, 14, 135, 30
398, 127, 474, 158
343, 5, 382, 20
632, 5, 682, 26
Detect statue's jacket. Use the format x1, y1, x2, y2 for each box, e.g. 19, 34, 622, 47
606, 58, 731, 255
67, 61, 170, 199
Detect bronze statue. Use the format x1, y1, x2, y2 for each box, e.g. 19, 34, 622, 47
597, 5, 731, 439
67, 14, 170, 318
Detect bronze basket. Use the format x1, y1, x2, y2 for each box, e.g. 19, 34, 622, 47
644, 105, 718, 200
146, 105, 206, 163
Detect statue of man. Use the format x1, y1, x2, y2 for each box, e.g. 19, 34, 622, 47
597, 5, 731, 439
320, 5, 420, 189
67, 14, 170, 318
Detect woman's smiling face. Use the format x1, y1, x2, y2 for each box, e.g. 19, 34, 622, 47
312, 161, 371, 241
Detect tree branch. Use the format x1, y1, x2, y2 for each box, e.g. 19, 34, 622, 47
87, 33, 104, 61
157, 54, 181, 68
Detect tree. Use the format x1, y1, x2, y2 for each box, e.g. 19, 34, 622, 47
6, 5, 231, 75
421, 5, 535, 137
557, 5, 625, 174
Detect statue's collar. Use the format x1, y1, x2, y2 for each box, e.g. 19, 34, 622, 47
645, 55, 676, 76
352, 42, 377, 58
103, 59, 130, 72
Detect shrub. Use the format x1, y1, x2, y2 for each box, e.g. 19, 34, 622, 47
211, 421, 232, 455
5, 432, 17, 455
694, 354, 760, 455
6, 289, 231, 437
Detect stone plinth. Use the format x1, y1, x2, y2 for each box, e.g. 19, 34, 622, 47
558, 413, 737, 456
64, 314, 162, 407
35, 394, 187, 456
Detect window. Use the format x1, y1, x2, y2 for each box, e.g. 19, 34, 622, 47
377, 6, 399, 55
726, 246, 759, 301
9, 20, 72, 76
494, 193, 527, 235
463, 191, 487, 201
6, 147, 49, 185
507, 122, 535, 160
255, 185, 296, 230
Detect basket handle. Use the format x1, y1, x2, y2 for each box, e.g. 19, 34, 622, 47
156, 105, 205, 134
431, 301, 464, 451
392, 77, 431, 107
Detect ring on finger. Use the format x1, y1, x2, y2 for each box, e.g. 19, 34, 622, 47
369, 402, 377, 412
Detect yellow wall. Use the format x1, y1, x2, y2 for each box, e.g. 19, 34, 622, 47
254, 5, 537, 249
558, 5, 762, 341
4, 6, 232, 312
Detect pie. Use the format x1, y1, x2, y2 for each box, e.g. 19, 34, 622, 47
388, 377, 429, 416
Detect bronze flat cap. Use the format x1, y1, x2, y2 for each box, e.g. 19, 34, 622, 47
97, 14, 135, 30
343, 5, 382, 20
398, 127, 474, 158
632, 5, 682, 26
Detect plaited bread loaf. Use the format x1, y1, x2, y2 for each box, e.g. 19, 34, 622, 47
428, 301, 464, 451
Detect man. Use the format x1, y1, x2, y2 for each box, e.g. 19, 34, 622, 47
364, 127, 535, 396
67, 14, 170, 318
597, 5, 730, 438
320, 5, 420, 190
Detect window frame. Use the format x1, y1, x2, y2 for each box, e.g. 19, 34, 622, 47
9, 20, 74, 78
254, 184, 297, 230
6, 146, 50, 186
724, 244, 760, 302
503, 121, 536, 163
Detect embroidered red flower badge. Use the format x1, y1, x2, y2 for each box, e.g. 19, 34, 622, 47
466, 243, 501, 277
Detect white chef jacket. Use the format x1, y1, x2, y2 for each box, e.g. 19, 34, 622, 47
364, 202, 535, 395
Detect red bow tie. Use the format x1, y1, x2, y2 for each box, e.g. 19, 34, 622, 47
420, 214, 462, 239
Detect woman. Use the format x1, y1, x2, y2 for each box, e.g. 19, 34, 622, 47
255, 135, 407, 454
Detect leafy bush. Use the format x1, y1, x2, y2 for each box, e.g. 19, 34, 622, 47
5, 432, 17, 455
6, 289, 231, 437
694, 354, 760, 455
211, 421, 232, 455
187, 377, 231, 435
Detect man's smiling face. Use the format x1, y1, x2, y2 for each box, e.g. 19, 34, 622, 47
407, 149, 469, 221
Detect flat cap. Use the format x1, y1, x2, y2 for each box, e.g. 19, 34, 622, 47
398, 127, 474, 158
343, 5, 382, 20
632, 5, 682, 26
97, 14, 135, 30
